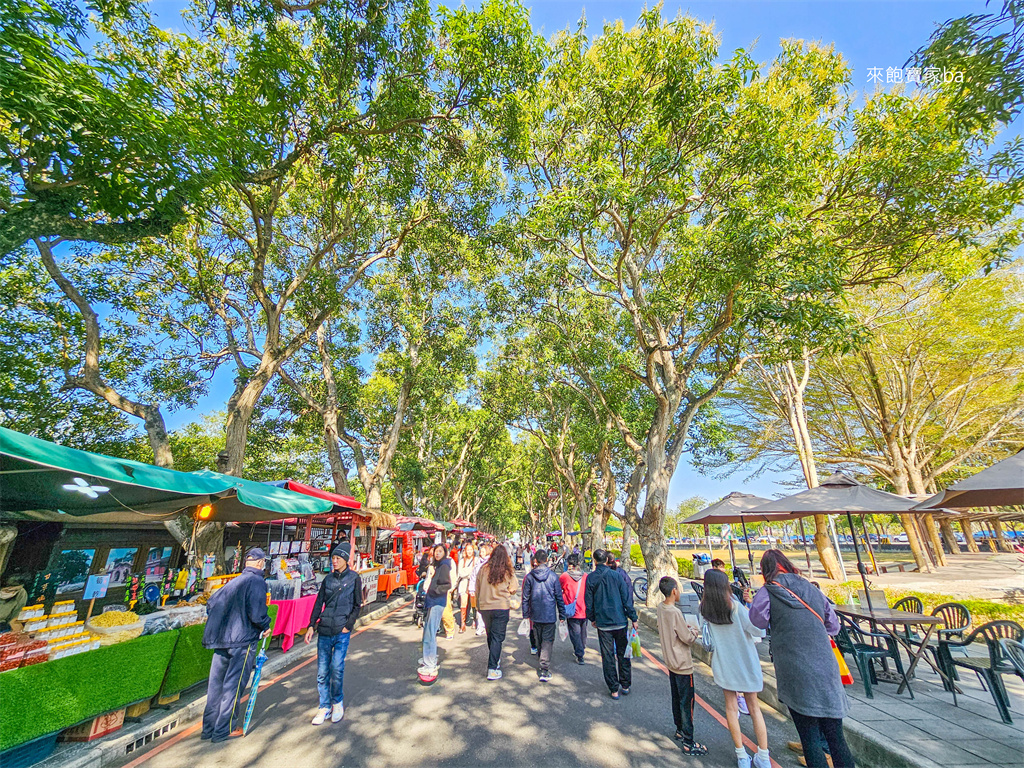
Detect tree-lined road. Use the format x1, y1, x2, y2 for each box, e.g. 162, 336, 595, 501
116, 602, 801, 768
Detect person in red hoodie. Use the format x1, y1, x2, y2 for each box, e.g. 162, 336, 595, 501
559, 553, 588, 664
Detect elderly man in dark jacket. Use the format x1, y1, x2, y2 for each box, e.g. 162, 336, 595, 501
201, 547, 271, 742
585, 549, 639, 699
304, 543, 362, 724
522, 549, 566, 682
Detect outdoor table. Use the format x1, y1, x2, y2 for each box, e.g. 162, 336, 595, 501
269, 594, 317, 652
835, 605, 951, 695
377, 570, 408, 601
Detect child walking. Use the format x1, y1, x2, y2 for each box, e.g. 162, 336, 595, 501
701, 569, 771, 768
656, 577, 707, 756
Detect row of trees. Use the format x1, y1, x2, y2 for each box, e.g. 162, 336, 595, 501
2, 1, 1023, 591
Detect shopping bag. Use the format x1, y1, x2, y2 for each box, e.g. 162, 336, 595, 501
832, 638, 854, 685
628, 626, 641, 658
700, 621, 714, 653
517, 618, 530, 636
557, 619, 568, 642
476, 613, 485, 633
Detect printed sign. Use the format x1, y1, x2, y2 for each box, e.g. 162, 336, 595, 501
83, 574, 110, 599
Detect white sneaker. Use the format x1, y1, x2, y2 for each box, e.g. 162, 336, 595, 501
486, 668, 502, 680
331, 703, 344, 723
417, 663, 438, 676
311, 707, 330, 725
751, 753, 770, 768
736, 755, 751, 768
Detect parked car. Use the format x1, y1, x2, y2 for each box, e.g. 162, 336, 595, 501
893, 534, 909, 543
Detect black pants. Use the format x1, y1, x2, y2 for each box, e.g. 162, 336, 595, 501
201, 643, 258, 741
535, 621, 556, 673
480, 609, 509, 671
790, 708, 855, 768
567, 617, 588, 660
669, 672, 695, 745
597, 627, 631, 693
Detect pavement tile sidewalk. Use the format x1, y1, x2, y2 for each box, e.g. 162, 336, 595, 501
637, 601, 1024, 768
32, 593, 413, 768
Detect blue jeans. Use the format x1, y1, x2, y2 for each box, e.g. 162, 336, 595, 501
421, 604, 444, 668
317, 631, 351, 708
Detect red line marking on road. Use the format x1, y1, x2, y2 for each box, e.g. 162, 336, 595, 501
641, 647, 783, 768
122, 602, 411, 768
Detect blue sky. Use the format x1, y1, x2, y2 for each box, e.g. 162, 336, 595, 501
142, 0, 1005, 508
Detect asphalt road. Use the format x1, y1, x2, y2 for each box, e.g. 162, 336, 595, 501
115, 599, 803, 768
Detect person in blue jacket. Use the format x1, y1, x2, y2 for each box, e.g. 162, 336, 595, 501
304, 543, 362, 725
585, 549, 638, 699
201, 547, 271, 743
521, 549, 566, 682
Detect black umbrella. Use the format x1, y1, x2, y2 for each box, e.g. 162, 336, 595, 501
915, 449, 1024, 510
681, 492, 786, 579
746, 472, 919, 612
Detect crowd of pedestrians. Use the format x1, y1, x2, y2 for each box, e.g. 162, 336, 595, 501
202, 541, 855, 768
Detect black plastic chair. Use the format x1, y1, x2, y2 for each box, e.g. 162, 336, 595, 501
836, 614, 911, 699
1001, 638, 1024, 684
892, 595, 926, 645
924, 602, 972, 690
892, 596, 924, 613
939, 620, 1023, 724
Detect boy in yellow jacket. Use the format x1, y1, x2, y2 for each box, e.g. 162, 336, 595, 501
656, 576, 707, 756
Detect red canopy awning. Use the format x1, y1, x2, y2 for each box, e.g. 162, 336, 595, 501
277, 480, 362, 510
395, 515, 445, 531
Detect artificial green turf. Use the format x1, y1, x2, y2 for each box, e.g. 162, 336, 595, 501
160, 603, 278, 697
159, 623, 211, 697
0, 632, 179, 751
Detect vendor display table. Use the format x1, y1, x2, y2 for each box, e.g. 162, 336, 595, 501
270, 594, 317, 652
0, 632, 179, 754
376, 570, 408, 601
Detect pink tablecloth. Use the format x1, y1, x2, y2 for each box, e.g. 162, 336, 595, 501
270, 594, 317, 652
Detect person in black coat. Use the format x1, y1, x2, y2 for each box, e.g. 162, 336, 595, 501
585, 549, 638, 699
201, 547, 271, 742
522, 549, 566, 682
304, 543, 362, 725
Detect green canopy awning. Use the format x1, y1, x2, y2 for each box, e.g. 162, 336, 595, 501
0, 427, 333, 524
0, 427, 228, 520
192, 470, 332, 520
605, 523, 623, 532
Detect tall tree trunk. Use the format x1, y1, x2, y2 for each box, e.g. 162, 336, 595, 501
777, 358, 843, 580
324, 416, 352, 496
637, 453, 679, 607
960, 519, 981, 553
223, 364, 276, 476
620, 522, 633, 570
36, 239, 175, 468
890, 475, 933, 573
939, 519, 960, 555
992, 520, 1012, 553
922, 513, 948, 566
